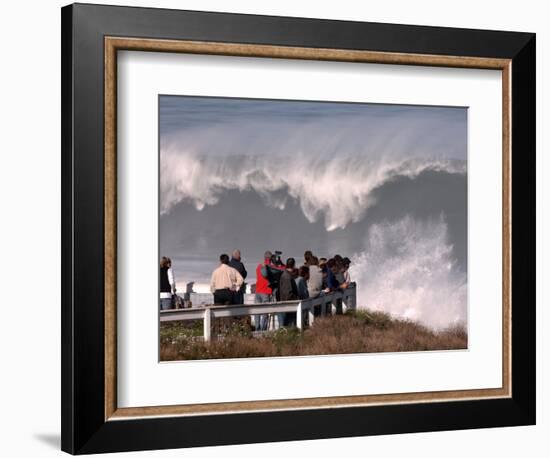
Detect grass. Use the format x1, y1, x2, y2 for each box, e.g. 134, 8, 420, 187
160, 310, 467, 361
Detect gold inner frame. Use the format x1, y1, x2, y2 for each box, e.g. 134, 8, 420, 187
104, 36, 512, 421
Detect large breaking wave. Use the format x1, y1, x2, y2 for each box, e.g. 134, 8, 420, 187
160, 148, 465, 231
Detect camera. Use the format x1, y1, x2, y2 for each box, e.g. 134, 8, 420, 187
271, 250, 283, 266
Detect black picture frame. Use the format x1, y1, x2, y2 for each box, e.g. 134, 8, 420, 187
61, 3, 535, 454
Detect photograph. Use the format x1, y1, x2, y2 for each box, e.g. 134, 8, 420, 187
158, 95, 469, 361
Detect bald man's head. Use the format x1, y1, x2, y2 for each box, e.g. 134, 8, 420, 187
232, 249, 241, 261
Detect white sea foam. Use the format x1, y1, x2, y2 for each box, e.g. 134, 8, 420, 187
160, 147, 465, 231
349, 216, 467, 330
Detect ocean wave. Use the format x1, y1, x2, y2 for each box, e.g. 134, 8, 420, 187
160, 148, 466, 231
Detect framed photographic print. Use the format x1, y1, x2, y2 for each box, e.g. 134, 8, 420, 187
61, 3, 536, 454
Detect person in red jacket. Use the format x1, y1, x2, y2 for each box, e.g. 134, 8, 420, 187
254, 251, 285, 330
255, 251, 273, 300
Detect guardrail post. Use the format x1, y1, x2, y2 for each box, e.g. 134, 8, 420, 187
350, 288, 357, 310
343, 290, 353, 313
296, 302, 303, 329
331, 293, 337, 315
344, 288, 355, 312
204, 307, 212, 342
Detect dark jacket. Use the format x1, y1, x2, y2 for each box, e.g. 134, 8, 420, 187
278, 269, 298, 301
229, 258, 247, 292
295, 277, 309, 300
326, 268, 340, 290
160, 267, 171, 293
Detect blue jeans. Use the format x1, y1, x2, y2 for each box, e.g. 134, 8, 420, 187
160, 297, 172, 310
255, 293, 271, 330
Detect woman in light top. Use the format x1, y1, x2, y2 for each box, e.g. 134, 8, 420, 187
159, 256, 176, 310
306, 256, 323, 298
341, 257, 352, 289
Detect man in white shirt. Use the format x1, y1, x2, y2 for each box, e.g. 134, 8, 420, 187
210, 253, 244, 305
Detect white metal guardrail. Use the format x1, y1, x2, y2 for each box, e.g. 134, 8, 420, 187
160, 286, 357, 341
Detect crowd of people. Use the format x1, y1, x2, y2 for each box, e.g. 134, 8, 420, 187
253, 250, 353, 329
159, 250, 353, 329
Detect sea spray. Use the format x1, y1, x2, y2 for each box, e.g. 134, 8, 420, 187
160, 148, 466, 231
349, 216, 467, 330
